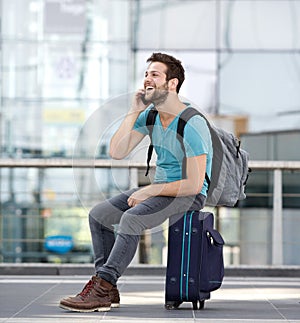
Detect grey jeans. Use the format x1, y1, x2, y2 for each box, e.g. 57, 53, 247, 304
89, 188, 206, 286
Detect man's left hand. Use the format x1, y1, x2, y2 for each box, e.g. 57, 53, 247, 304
127, 188, 151, 207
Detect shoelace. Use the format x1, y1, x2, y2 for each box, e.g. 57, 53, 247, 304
78, 278, 95, 298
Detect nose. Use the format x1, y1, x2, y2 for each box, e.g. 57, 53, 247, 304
144, 78, 152, 88
144, 74, 152, 82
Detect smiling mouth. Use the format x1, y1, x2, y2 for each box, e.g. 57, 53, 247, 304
145, 86, 154, 94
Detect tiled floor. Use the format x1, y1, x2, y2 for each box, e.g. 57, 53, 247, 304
0, 275, 300, 323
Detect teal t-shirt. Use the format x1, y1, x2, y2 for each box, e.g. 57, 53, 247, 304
133, 104, 213, 196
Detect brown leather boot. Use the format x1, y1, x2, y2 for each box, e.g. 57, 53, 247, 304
59, 276, 112, 312
110, 285, 120, 308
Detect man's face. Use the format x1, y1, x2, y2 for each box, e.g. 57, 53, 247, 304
144, 62, 169, 104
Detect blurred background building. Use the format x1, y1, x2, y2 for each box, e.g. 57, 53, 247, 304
0, 0, 299, 266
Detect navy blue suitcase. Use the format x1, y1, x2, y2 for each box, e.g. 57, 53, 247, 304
165, 211, 224, 310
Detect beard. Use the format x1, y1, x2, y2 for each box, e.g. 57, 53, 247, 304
146, 82, 169, 106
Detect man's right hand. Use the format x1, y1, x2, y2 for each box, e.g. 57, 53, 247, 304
130, 89, 150, 113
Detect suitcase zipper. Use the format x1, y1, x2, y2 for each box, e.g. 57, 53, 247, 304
180, 211, 194, 301
180, 212, 187, 300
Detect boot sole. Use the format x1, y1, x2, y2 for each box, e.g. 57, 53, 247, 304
59, 304, 111, 312
111, 303, 120, 308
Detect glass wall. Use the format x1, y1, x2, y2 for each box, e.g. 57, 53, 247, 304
133, 0, 300, 266
135, 0, 300, 130
1, 0, 300, 265
0, 0, 132, 263
1, 0, 131, 158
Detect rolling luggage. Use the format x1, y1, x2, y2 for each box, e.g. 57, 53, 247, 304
165, 211, 224, 310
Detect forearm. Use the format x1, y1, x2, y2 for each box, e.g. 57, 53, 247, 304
127, 180, 201, 208
110, 89, 149, 159
141, 179, 203, 198
127, 155, 206, 207
109, 110, 140, 159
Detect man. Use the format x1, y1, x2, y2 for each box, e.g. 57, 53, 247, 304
59, 52, 212, 312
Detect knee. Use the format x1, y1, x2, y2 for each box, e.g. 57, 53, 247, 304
88, 209, 96, 224
118, 211, 145, 235
89, 204, 101, 223
89, 204, 110, 230
89, 208, 100, 229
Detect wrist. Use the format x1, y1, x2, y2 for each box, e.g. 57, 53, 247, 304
140, 185, 153, 197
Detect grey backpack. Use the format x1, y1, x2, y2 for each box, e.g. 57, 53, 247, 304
146, 106, 251, 207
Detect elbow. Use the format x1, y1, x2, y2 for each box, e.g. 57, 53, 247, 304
193, 179, 205, 195
190, 185, 201, 196
110, 154, 122, 160
109, 150, 123, 160
186, 179, 202, 196
109, 146, 127, 160
109, 138, 129, 159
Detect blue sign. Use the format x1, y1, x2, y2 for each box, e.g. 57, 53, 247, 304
44, 235, 73, 254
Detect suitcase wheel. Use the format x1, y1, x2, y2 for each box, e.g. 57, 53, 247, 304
165, 301, 182, 310
192, 300, 205, 310
199, 300, 205, 310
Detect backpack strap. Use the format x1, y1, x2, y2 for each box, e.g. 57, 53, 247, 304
177, 107, 211, 186
145, 107, 158, 176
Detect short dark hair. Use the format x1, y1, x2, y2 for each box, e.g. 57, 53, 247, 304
146, 52, 185, 93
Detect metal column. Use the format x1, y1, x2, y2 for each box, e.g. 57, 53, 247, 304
272, 169, 283, 265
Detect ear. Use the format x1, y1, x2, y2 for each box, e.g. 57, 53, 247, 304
168, 78, 178, 92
